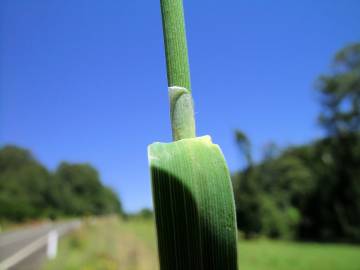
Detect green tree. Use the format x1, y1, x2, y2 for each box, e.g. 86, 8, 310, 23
233, 43, 360, 242
233, 129, 262, 237
318, 43, 360, 135
0, 146, 51, 221
235, 129, 253, 167
53, 162, 122, 216
0, 145, 123, 221
309, 42, 360, 241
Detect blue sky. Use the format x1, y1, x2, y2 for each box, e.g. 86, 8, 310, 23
1, 0, 359, 212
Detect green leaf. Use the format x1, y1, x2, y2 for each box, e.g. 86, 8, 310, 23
149, 136, 238, 270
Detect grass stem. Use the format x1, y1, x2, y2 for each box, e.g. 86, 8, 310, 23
160, 0, 195, 141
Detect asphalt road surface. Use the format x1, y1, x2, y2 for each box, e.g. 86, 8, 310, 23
0, 221, 80, 270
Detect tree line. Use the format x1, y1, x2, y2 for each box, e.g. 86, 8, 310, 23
0, 146, 122, 222
232, 43, 360, 243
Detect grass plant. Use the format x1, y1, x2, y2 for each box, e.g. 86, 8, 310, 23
148, 0, 238, 269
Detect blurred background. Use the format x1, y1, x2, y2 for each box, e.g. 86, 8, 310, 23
1, 0, 359, 269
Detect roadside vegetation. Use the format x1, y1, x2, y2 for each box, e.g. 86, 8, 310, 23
43, 216, 360, 270
43, 216, 158, 270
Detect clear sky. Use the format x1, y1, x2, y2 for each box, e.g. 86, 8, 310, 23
1, 0, 359, 212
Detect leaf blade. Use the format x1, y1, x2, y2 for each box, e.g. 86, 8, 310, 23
149, 136, 238, 270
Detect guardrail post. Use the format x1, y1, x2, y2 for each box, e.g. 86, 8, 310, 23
47, 230, 58, 259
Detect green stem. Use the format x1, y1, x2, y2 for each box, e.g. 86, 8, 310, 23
160, 0, 196, 141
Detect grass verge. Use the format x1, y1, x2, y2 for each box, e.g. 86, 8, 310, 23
43, 216, 360, 270
43, 216, 158, 270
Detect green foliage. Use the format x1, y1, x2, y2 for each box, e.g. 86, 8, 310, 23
0, 145, 122, 222
52, 163, 122, 216
232, 42, 360, 242
313, 42, 360, 241
0, 146, 51, 221
317, 43, 360, 135
233, 134, 360, 242
233, 151, 312, 239
298, 134, 360, 242
137, 208, 154, 219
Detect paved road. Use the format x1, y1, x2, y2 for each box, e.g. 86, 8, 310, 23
0, 221, 80, 270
